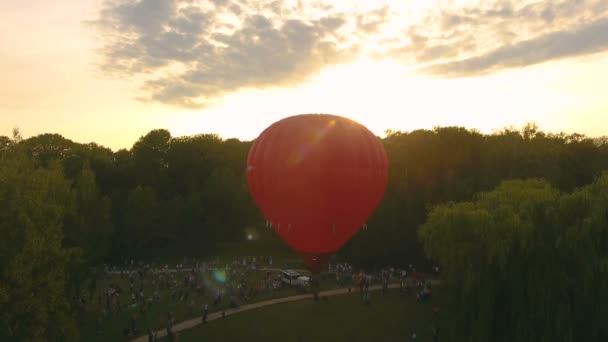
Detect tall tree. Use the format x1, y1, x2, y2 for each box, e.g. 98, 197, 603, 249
63, 163, 113, 263
0, 148, 78, 341
124, 185, 164, 254
419, 176, 608, 341
132, 129, 171, 194
0, 135, 11, 151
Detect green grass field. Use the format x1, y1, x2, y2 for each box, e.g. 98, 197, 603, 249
160, 290, 442, 342
78, 258, 351, 341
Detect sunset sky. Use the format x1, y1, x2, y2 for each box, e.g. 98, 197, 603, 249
1, 0, 607, 151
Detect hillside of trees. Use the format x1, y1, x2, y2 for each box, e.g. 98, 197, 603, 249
2, 124, 608, 267
2, 124, 608, 340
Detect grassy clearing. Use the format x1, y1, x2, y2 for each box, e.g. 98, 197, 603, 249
78, 257, 348, 341
160, 289, 442, 342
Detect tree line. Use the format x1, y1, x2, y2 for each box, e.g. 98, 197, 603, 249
344, 124, 608, 268
420, 175, 608, 341
1, 124, 608, 340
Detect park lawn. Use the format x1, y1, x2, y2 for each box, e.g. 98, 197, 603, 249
161, 290, 442, 342
78, 266, 348, 341
78, 275, 197, 342
79, 293, 194, 342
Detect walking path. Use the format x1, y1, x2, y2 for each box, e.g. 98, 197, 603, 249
132, 282, 436, 341
109, 267, 309, 275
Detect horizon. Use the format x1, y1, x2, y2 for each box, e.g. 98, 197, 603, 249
2, 0, 608, 151
6, 120, 608, 153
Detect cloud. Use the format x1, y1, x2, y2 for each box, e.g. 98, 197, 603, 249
355, 5, 390, 35
395, 0, 608, 77
422, 17, 608, 77
89, 0, 363, 108
88, 0, 608, 107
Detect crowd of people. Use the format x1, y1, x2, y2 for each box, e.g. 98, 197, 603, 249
336, 264, 437, 304
85, 257, 438, 340
90, 256, 301, 339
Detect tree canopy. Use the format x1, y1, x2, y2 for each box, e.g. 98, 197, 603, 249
0, 145, 79, 341
419, 175, 608, 341
2, 124, 608, 267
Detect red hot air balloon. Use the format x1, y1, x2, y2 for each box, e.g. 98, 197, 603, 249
246, 114, 388, 274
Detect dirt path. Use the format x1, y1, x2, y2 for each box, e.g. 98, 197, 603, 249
132, 282, 430, 342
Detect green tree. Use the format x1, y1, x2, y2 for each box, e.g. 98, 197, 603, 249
419, 176, 608, 341
0, 148, 78, 341
0, 135, 11, 151
64, 163, 113, 263
124, 185, 163, 253
132, 129, 171, 193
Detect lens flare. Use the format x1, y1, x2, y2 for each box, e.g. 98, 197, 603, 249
288, 118, 337, 166
200, 268, 229, 294
213, 269, 227, 284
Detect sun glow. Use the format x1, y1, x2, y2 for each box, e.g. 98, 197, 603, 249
167, 52, 608, 143
2, 0, 607, 150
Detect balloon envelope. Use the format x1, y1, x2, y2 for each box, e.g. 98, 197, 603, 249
246, 114, 388, 273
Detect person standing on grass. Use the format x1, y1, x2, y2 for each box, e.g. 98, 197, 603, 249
362, 276, 369, 305
130, 314, 137, 336
166, 322, 172, 340
202, 304, 208, 324
359, 273, 365, 294
167, 312, 174, 334
382, 273, 389, 295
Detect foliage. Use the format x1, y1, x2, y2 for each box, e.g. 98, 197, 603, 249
0, 146, 79, 341
343, 125, 608, 268
419, 175, 608, 341
6, 124, 608, 267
